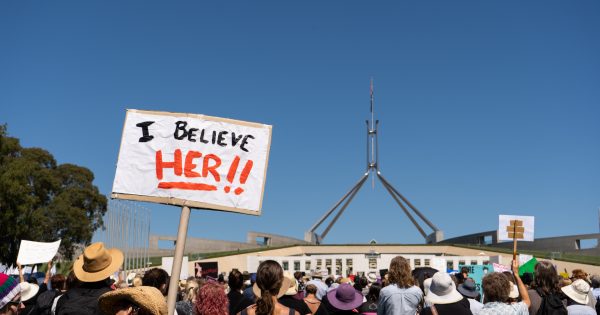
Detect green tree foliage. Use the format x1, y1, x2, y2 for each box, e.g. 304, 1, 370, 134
0, 125, 107, 264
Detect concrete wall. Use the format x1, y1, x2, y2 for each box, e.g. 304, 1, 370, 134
148, 235, 258, 256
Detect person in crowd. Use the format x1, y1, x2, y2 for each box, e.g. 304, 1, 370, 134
16, 262, 43, 315
571, 269, 596, 309
99, 286, 167, 315
527, 260, 567, 315
36, 273, 66, 315
477, 260, 530, 315
591, 275, 600, 312
561, 279, 596, 315
323, 283, 363, 314
278, 273, 310, 315
194, 281, 228, 315
325, 278, 334, 288
420, 272, 471, 315
50, 272, 78, 315
303, 284, 326, 315
176, 277, 200, 315
236, 260, 299, 315
228, 270, 254, 315
458, 267, 470, 285
0, 272, 24, 315
131, 276, 143, 288
142, 269, 170, 297
354, 276, 369, 297
293, 272, 305, 300
358, 282, 381, 315
242, 274, 256, 302
457, 278, 483, 314
306, 273, 328, 302
56, 242, 123, 315
377, 256, 422, 315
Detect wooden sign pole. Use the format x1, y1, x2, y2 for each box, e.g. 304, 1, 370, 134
166, 206, 191, 315
512, 221, 518, 261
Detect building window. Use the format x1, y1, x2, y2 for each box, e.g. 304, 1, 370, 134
424, 259, 431, 266
316, 259, 322, 267
282, 261, 289, 271
446, 261, 454, 270
305, 261, 311, 271
459, 260, 466, 267
294, 261, 300, 271
369, 258, 377, 269
414, 259, 421, 267
470, 260, 477, 266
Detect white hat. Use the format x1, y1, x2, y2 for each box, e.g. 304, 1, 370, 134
561, 279, 590, 305
19, 282, 39, 302
508, 282, 519, 299
426, 272, 463, 305
423, 278, 433, 295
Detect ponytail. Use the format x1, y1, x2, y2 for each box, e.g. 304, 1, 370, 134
255, 290, 275, 315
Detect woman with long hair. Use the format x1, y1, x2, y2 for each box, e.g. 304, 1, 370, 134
237, 260, 300, 315
176, 278, 200, 315
527, 261, 567, 315
377, 256, 423, 314
194, 281, 228, 315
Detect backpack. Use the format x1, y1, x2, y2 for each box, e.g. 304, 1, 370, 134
595, 296, 600, 314
536, 289, 567, 315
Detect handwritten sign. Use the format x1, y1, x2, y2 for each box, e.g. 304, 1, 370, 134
16, 240, 61, 265
195, 262, 218, 279
458, 264, 494, 298
498, 215, 534, 242
112, 110, 272, 214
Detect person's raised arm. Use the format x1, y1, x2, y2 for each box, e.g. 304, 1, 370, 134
17, 262, 25, 283
512, 260, 530, 307
44, 260, 52, 284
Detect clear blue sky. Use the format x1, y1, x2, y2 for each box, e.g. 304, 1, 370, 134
2, 1, 599, 245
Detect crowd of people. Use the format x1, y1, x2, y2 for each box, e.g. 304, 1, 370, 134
1, 242, 599, 315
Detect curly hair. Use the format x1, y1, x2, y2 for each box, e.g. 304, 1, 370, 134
255, 260, 283, 315
482, 272, 510, 303
194, 281, 228, 315
387, 256, 415, 288
531, 261, 561, 296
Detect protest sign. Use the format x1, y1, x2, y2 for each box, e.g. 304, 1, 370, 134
498, 215, 534, 242
458, 264, 494, 298
161, 256, 189, 280
194, 262, 218, 279
112, 109, 272, 215
16, 240, 61, 265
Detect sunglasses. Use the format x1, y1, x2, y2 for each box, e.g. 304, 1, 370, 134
7, 298, 22, 306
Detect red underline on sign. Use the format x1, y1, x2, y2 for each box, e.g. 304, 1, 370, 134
158, 182, 218, 191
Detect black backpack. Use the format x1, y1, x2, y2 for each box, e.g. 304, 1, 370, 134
536, 289, 567, 315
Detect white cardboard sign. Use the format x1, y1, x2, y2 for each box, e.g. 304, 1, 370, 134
16, 240, 61, 265
161, 256, 189, 280
498, 215, 534, 242
112, 110, 272, 214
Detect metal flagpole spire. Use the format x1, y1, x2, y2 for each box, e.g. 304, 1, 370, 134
305, 80, 443, 244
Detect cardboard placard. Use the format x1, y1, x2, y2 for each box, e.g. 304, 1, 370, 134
16, 240, 61, 265
498, 215, 534, 242
112, 109, 272, 214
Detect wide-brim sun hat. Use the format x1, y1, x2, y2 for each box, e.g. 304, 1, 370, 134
508, 282, 519, 299
283, 272, 298, 296
426, 272, 463, 305
19, 282, 39, 302
73, 242, 124, 282
326, 283, 363, 311
253, 275, 292, 299
99, 286, 167, 315
457, 278, 479, 299
561, 279, 590, 305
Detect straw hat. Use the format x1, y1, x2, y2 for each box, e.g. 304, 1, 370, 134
99, 286, 167, 315
283, 272, 298, 296
561, 279, 590, 305
19, 282, 39, 302
252, 275, 292, 298
426, 272, 463, 305
73, 242, 124, 282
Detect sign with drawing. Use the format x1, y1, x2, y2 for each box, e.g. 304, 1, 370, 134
498, 215, 534, 242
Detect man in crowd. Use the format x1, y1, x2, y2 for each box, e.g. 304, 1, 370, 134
0, 273, 24, 315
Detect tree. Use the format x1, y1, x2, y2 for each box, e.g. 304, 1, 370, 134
0, 125, 107, 264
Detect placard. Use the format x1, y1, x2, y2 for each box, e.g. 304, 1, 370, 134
112, 110, 272, 214
458, 264, 494, 298
161, 256, 189, 280
16, 240, 61, 265
498, 215, 534, 242
195, 262, 218, 279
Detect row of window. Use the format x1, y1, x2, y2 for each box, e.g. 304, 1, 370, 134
262, 258, 490, 273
